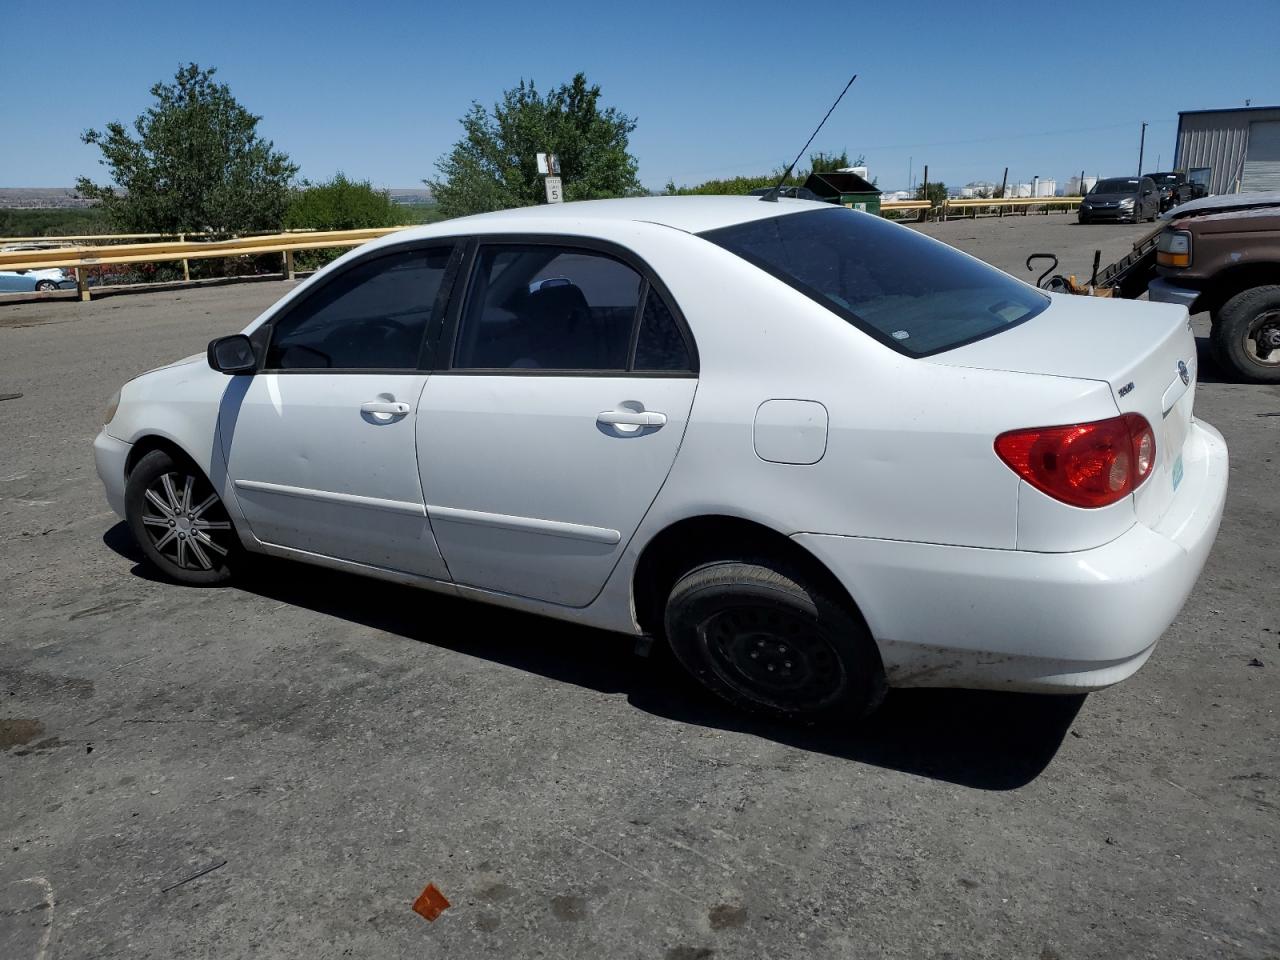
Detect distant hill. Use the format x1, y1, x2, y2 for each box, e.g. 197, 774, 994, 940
387, 188, 433, 206
0, 188, 95, 209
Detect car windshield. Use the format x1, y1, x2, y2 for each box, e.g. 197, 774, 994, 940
701, 208, 1048, 357
1147, 173, 1179, 183
1094, 179, 1139, 193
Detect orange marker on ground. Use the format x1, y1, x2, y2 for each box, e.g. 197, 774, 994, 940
412, 882, 451, 922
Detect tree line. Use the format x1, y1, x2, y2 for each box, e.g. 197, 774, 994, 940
69, 63, 864, 242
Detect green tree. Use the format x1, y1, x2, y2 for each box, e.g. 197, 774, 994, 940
664, 151, 867, 195
77, 63, 297, 237
285, 173, 400, 231
428, 73, 641, 217
916, 181, 948, 208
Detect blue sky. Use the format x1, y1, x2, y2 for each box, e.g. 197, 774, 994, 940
1, 0, 1276, 193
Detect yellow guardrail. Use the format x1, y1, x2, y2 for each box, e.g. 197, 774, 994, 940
0, 227, 408, 300
942, 196, 1083, 220
879, 200, 932, 211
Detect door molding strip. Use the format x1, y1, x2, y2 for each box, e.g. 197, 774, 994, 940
427, 504, 621, 545
234, 479, 425, 517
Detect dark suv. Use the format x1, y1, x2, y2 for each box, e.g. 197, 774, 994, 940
1144, 171, 1204, 213
1079, 177, 1160, 224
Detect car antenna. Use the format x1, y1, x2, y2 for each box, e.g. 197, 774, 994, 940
759, 73, 858, 202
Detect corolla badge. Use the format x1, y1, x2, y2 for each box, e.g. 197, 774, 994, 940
1178, 360, 1190, 386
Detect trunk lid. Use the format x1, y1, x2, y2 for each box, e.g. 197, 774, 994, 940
930, 294, 1197, 527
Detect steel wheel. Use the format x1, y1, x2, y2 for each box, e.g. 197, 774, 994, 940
1244, 309, 1280, 367
664, 560, 884, 721
700, 604, 848, 711
140, 470, 233, 571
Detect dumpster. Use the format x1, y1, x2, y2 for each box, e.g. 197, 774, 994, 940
803, 171, 881, 214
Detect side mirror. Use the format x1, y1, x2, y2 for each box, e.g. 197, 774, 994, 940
207, 334, 258, 374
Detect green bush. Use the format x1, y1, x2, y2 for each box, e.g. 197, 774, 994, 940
285, 173, 402, 269
0, 207, 111, 238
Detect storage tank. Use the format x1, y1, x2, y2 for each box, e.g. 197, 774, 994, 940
1036, 178, 1056, 197
1082, 176, 1098, 193
1014, 182, 1032, 198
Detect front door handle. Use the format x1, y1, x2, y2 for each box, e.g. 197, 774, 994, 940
597, 409, 667, 427
360, 400, 410, 416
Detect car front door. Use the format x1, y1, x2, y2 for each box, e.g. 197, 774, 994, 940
416, 240, 698, 606
220, 243, 459, 579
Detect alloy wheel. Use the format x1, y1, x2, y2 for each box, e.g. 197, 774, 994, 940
139, 471, 234, 571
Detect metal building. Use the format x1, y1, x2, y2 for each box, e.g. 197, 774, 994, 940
1174, 105, 1280, 195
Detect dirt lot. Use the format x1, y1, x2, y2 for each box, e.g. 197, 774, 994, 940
2, 215, 1278, 959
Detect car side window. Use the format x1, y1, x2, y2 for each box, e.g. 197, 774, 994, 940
454, 245, 643, 371
634, 288, 692, 371
266, 247, 452, 370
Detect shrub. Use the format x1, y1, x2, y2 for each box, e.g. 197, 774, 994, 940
284, 173, 401, 269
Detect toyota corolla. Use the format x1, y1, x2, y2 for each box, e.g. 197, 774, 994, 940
94, 197, 1228, 721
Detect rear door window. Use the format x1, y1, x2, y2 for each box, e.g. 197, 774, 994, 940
701, 209, 1048, 357
454, 245, 643, 370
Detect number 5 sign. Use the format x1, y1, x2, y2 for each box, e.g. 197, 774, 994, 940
544, 175, 563, 204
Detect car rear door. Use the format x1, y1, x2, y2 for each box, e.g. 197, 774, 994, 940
220, 242, 460, 579
416, 239, 698, 607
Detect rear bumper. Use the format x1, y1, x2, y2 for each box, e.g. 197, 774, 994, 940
795, 421, 1228, 693
1148, 276, 1203, 313
94, 429, 131, 519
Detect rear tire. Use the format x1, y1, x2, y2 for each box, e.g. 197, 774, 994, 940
664, 561, 885, 723
125, 449, 239, 585
1211, 286, 1280, 383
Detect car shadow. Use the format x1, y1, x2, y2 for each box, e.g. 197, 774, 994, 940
1194, 333, 1233, 384
103, 522, 1083, 790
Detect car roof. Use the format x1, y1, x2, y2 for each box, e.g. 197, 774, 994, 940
383, 195, 827, 245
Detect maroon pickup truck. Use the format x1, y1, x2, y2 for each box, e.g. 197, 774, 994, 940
1149, 193, 1280, 382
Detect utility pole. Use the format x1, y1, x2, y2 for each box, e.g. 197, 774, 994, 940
1137, 121, 1148, 176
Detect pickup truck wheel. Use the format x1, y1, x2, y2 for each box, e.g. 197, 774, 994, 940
1212, 286, 1280, 383
664, 561, 885, 723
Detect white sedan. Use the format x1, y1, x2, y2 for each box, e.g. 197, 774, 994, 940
94, 197, 1228, 721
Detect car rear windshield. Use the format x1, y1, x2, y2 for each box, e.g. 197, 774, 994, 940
1094, 179, 1139, 193
700, 208, 1048, 357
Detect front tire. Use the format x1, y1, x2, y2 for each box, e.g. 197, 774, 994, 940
125, 449, 238, 584
664, 561, 885, 722
1211, 286, 1280, 383
35, 280, 58, 292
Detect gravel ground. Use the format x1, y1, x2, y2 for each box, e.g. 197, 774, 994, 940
2, 215, 1277, 959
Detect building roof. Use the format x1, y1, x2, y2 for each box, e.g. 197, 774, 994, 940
1177, 105, 1280, 117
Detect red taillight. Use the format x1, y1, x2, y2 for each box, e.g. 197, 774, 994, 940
995, 413, 1156, 508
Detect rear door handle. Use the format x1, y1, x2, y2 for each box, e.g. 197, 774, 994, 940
597, 409, 667, 427
361, 401, 410, 416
